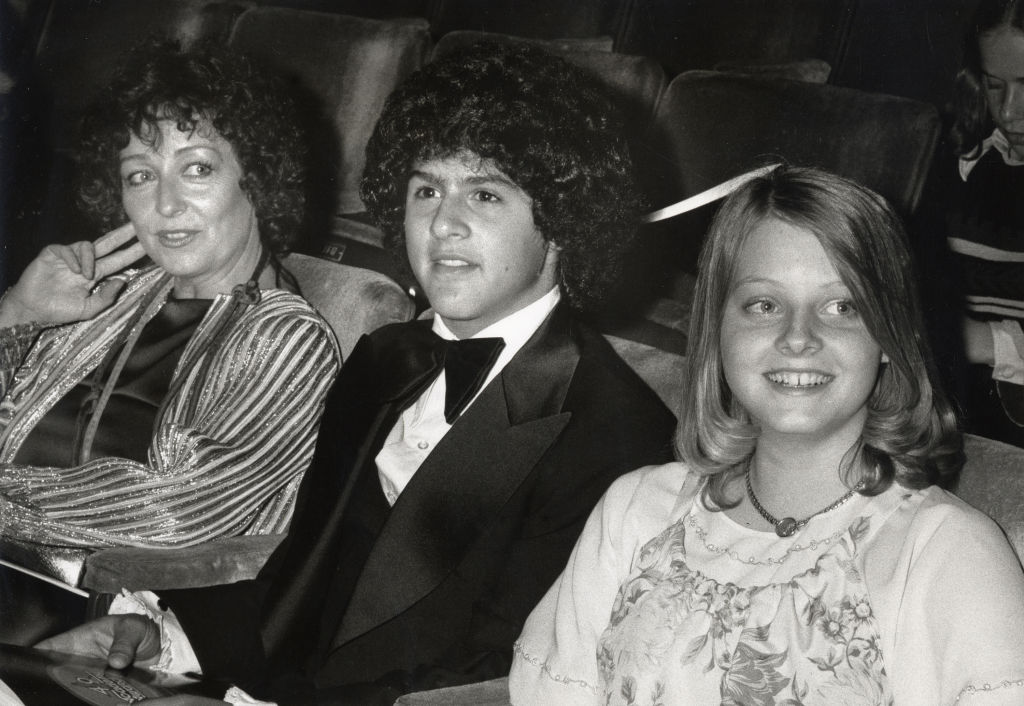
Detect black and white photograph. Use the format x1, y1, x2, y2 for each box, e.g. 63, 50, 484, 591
0, 1, 1022, 704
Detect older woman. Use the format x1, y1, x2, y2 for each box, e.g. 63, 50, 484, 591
0, 40, 339, 574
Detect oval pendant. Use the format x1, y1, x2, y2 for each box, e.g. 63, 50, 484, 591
775, 517, 798, 537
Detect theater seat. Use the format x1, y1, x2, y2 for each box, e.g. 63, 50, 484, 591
282, 253, 414, 359
956, 434, 1024, 563
396, 677, 511, 705
617, 0, 856, 79
432, 30, 614, 54
80, 534, 285, 594
650, 71, 941, 217
432, 31, 665, 136
227, 7, 432, 217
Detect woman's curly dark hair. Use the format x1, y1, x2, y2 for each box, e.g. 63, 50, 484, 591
950, 0, 1024, 157
360, 42, 640, 312
76, 39, 306, 254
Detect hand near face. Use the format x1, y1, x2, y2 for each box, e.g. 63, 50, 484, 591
35, 613, 162, 669
0, 223, 147, 328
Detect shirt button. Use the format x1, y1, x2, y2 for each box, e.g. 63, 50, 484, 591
417, 440, 429, 450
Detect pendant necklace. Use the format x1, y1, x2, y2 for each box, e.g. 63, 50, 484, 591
745, 468, 864, 538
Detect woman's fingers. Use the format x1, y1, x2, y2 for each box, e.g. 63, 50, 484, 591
46, 243, 86, 276
92, 223, 146, 280
94, 240, 147, 280
83, 277, 128, 317
93, 222, 137, 257
71, 241, 96, 280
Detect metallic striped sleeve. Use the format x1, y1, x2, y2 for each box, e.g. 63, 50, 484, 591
0, 321, 44, 395
0, 275, 341, 548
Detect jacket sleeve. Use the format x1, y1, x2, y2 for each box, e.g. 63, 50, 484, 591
0, 323, 43, 396
0, 302, 340, 547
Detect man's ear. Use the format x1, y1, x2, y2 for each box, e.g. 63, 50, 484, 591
539, 239, 561, 277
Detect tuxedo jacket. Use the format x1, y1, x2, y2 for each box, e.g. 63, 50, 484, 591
163, 303, 676, 705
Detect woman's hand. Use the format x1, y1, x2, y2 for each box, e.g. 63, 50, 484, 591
0, 223, 147, 328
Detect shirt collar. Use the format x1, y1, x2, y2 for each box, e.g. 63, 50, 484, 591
431, 287, 561, 344
431, 287, 562, 390
959, 128, 1024, 180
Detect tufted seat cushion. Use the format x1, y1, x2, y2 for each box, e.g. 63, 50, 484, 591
282, 253, 414, 359
956, 434, 1024, 563
651, 71, 940, 217
229, 8, 431, 216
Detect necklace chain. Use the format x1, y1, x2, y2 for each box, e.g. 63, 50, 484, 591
745, 469, 863, 538
687, 514, 847, 566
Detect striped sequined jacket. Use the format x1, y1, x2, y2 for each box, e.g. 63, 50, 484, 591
0, 265, 340, 549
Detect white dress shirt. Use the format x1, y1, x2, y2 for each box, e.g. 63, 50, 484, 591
376, 286, 561, 504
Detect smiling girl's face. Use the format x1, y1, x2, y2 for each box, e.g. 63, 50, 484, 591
119, 119, 261, 299
719, 216, 886, 446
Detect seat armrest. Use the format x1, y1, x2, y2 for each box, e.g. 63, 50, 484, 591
80, 534, 284, 593
394, 677, 510, 705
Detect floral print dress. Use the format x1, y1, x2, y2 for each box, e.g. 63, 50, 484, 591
511, 462, 1024, 706
597, 509, 889, 705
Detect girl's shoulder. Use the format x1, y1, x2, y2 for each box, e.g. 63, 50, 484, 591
600, 462, 700, 540
605, 461, 693, 503
881, 484, 1016, 559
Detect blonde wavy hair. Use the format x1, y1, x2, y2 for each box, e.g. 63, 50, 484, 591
676, 166, 963, 509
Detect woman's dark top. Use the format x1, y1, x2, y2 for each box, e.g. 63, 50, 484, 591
14, 298, 211, 466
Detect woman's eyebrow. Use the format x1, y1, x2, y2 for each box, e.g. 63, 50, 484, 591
119, 144, 219, 163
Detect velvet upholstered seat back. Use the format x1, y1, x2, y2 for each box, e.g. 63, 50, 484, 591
282, 253, 414, 359
434, 30, 664, 129
228, 8, 432, 217
956, 434, 1024, 564
651, 71, 941, 217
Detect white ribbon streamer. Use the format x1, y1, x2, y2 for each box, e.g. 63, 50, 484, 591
642, 164, 781, 223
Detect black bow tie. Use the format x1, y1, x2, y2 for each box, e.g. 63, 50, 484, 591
437, 335, 506, 423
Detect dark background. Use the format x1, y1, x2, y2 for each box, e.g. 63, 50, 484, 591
0, 0, 983, 295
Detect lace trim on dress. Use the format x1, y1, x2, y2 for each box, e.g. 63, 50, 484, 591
954, 679, 1024, 703
686, 512, 847, 566
513, 640, 600, 695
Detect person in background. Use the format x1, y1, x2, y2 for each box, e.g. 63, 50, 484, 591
512, 166, 1024, 705
932, 0, 1024, 445
0, 39, 339, 641
37, 42, 676, 705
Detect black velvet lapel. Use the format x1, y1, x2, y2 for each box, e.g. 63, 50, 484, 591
260, 320, 447, 662
328, 304, 579, 648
